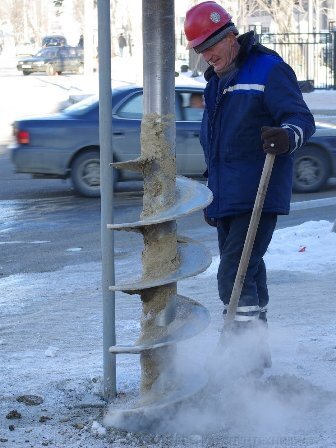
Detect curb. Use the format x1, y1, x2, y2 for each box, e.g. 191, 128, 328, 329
310, 110, 336, 116
291, 196, 336, 211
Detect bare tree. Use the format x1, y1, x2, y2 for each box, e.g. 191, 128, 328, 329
52, 0, 63, 17
26, 0, 49, 44
236, 0, 330, 34
72, 0, 84, 26
0, 1, 11, 23
238, 0, 299, 33
1, 0, 48, 44
7, 0, 25, 44
110, 0, 120, 56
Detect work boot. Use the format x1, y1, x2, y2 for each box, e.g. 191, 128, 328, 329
221, 315, 269, 377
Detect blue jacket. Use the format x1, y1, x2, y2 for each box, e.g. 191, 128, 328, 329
200, 32, 315, 218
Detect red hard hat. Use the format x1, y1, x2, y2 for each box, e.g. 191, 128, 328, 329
184, 1, 232, 49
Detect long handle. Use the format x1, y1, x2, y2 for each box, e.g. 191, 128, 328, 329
220, 153, 276, 339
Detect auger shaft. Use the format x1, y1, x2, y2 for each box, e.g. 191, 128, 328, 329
140, 0, 177, 394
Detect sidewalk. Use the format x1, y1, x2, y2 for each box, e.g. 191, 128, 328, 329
0, 268, 335, 447
302, 89, 336, 116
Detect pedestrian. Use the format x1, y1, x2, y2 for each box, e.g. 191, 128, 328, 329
118, 33, 127, 57
184, 2, 315, 367
78, 34, 84, 48
127, 33, 132, 56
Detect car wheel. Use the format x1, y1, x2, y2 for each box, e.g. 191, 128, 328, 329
46, 63, 56, 76
293, 146, 330, 193
56, 71, 62, 75
71, 150, 119, 197
71, 150, 101, 197
23, 71, 30, 76
77, 63, 84, 75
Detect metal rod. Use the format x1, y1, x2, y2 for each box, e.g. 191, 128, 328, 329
97, 0, 116, 401
333, 31, 336, 89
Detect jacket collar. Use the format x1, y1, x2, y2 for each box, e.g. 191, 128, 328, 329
204, 31, 255, 81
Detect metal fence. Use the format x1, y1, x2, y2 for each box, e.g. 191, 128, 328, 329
256, 32, 336, 89
184, 31, 336, 90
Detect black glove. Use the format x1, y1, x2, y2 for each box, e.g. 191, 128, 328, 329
203, 209, 217, 227
261, 126, 290, 155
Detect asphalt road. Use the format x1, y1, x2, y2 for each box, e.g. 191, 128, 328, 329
1, 149, 336, 279
1, 67, 336, 279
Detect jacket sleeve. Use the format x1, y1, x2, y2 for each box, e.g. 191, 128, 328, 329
263, 62, 316, 153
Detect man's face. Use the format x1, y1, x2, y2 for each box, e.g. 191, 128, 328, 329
200, 33, 237, 74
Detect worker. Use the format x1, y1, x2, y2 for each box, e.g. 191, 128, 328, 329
184, 1, 315, 368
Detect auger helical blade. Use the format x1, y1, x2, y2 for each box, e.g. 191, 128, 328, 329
107, 173, 213, 427
109, 294, 210, 354
110, 237, 212, 292
104, 368, 208, 433
108, 176, 212, 230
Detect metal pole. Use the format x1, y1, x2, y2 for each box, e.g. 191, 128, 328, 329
333, 31, 336, 89
308, 0, 314, 81
97, 0, 116, 401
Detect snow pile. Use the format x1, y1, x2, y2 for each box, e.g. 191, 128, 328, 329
201, 220, 336, 276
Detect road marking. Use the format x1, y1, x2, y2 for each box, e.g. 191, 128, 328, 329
0, 240, 51, 245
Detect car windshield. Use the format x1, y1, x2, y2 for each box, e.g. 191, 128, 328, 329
63, 95, 98, 116
42, 36, 66, 46
35, 48, 57, 58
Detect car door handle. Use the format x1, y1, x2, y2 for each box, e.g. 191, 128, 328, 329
113, 132, 124, 136
186, 131, 200, 137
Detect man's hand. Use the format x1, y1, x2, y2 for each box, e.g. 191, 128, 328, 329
261, 126, 290, 155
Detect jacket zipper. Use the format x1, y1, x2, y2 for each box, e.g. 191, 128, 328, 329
208, 69, 239, 213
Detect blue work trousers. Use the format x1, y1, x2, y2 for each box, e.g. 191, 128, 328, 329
217, 213, 277, 315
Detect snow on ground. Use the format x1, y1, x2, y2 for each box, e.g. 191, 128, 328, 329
202, 220, 336, 275
1, 220, 336, 447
